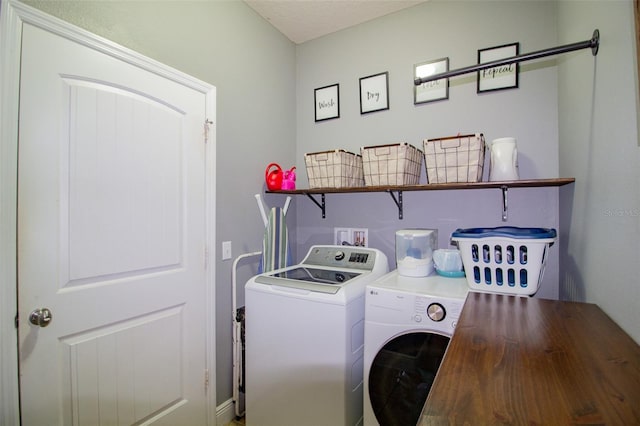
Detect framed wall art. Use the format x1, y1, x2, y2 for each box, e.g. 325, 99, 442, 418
414, 58, 449, 104
477, 42, 519, 93
314, 83, 340, 122
359, 72, 389, 114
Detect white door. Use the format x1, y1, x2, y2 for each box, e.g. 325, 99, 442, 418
17, 22, 211, 425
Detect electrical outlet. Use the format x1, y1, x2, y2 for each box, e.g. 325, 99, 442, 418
334, 228, 368, 247
222, 241, 232, 260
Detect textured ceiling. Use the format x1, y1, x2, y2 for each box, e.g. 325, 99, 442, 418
244, 0, 427, 44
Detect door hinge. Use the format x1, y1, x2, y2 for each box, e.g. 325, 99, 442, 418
204, 119, 213, 144
204, 368, 210, 392
15, 313, 19, 328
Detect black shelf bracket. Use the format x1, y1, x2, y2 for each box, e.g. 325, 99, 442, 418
305, 193, 325, 218
387, 190, 404, 220
501, 185, 509, 222
304, 190, 404, 219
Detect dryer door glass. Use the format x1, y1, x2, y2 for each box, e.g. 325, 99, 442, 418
368, 332, 449, 426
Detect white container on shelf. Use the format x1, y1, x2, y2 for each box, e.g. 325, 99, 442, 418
395, 229, 437, 277
488, 137, 519, 181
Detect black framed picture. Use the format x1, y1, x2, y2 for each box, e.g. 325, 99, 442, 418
314, 83, 340, 122
359, 72, 389, 114
477, 42, 519, 93
414, 58, 449, 104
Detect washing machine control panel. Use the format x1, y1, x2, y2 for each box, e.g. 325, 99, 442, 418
302, 245, 385, 271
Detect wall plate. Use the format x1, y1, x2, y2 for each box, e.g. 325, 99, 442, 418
334, 227, 368, 247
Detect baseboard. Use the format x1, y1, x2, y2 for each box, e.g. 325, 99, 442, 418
216, 398, 235, 426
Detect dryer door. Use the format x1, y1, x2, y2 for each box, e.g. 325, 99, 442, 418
368, 332, 450, 426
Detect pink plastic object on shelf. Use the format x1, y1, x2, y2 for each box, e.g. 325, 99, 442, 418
281, 167, 296, 190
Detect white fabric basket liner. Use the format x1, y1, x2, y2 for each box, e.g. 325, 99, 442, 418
423, 133, 485, 183
360, 143, 423, 186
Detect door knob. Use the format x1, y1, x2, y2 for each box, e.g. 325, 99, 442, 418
29, 308, 53, 327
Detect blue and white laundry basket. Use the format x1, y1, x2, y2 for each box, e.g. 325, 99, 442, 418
451, 227, 556, 296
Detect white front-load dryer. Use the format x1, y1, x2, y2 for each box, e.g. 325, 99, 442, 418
363, 271, 469, 426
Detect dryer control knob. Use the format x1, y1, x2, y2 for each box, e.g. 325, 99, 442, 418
427, 303, 446, 322
335, 251, 345, 261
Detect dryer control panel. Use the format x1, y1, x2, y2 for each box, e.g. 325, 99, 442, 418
412, 295, 464, 330
365, 272, 468, 335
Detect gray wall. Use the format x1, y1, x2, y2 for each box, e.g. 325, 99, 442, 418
294, 1, 562, 300
22, 0, 298, 406
557, 1, 640, 343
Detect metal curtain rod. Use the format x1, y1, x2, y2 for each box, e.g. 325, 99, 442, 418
414, 29, 600, 85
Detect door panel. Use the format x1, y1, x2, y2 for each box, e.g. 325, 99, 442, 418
18, 22, 209, 425
61, 306, 184, 425
65, 79, 183, 282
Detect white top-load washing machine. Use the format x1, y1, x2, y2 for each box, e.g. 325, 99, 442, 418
363, 271, 469, 426
245, 245, 389, 426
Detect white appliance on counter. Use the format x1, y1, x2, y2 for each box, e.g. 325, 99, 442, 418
363, 271, 469, 426
245, 245, 389, 426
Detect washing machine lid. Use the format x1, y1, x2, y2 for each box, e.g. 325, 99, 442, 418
255, 266, 362, 294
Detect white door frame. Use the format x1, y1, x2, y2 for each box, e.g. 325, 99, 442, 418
0, 1, 217, 424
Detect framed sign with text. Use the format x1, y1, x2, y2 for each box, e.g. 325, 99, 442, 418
359, 72, 389, 114
414, 58, 449, 104
314, 83, 340, 122
477, 43, 519, 93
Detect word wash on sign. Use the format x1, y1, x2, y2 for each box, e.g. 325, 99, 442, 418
318, 99, 335, 109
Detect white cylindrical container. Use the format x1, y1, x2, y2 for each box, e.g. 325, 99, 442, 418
488, 137, 519, 181
396, 229, 437, 277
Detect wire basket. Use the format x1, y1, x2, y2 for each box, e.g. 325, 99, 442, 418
360, 143, 423, 186
451, 227, 556, 296
423, 133, 485, 183
304, 149, 364, 189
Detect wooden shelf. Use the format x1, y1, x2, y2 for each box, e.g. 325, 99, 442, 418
268, 178, 574, 195
266, 178, 575, 220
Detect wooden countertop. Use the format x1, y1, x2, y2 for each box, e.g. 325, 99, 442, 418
419, 292, 640, 425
